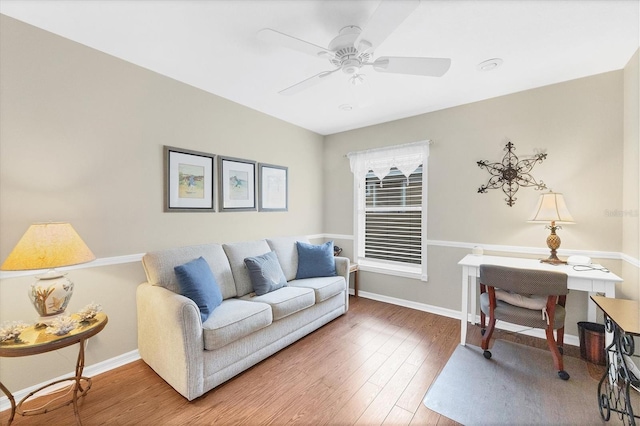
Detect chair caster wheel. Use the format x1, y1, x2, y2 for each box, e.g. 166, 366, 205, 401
483, 350, 492, 359
481, 328, 486, 336
558, 370, 570, 380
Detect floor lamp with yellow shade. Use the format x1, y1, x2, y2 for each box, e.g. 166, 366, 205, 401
0, 222, 95, 321
529, 191, 574, 265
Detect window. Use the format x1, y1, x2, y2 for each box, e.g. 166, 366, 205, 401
348, 141, 429, 281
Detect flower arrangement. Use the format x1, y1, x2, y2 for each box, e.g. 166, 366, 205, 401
45, 315, 78, 336
0, 321, 29, 343
77, 302, 102, 322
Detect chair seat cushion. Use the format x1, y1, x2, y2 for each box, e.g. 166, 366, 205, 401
289, 276, 345, 303
203, 298, 272, 350
480, 292, 566, 330
241, 286, 315, 321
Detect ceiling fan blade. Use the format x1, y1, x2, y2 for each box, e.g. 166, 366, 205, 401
354, 0, 420, 51
279, 69, 340, 96
258, 28, 332, 59
372, 56, 451, 77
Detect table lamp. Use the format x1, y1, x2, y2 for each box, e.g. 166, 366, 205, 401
529, 191, 574, 264
1, 222, 95, 320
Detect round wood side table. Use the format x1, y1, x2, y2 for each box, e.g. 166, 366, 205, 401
0, 312, 108, 425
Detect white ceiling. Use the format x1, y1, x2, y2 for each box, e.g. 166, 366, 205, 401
1, 0, 639, 135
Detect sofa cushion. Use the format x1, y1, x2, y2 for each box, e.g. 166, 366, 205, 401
244, 251, 288, 296
266, 236, 310, 282
174, 257, 223, 322
223, 240, 272, 297
289, 276, 345, 303
143, 243, 237, 299
296, 241, 337, 279
203, 298, 272, 350
240, 286, 315, 321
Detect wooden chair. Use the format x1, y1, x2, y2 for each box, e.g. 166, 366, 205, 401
479, 264, 570, 380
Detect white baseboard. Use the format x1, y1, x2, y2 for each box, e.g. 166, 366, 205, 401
350, 290, 581, 347
0, 349, 140, 413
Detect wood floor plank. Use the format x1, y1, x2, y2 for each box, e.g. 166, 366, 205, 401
368, 330, 421, 389
382, 405, 414, 425
301, 352, 388, 425
318, 344, 379, 391
395, 355, 441, 413
356, 362, 419, 425
329, 381, 382, 425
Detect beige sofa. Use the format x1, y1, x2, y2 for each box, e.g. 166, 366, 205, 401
136, 236, 349, 400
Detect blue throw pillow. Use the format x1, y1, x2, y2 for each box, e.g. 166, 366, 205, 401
174, 257, 223, 322
296, 241, 337, 279
244, 251, 288, 296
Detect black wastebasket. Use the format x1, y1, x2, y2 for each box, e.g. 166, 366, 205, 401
577, 321, 606, 365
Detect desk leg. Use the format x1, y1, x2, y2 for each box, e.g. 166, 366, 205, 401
0, 381, 16, 426
461, 266, 469, 345
470, 274, 477, 325
587, 292, 597, 323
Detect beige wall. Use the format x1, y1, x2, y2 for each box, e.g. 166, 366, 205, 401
622, 49, 640, 301
324, 70, 630, 336
0, 16, 324, 391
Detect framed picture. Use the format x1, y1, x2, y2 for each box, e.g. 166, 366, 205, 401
219, 156, 257, 212
164, 146, 215, 212
259, 163, 288, 212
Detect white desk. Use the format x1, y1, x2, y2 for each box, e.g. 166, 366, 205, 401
458, 254, 623, 345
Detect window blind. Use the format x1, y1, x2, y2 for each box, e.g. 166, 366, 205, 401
365, 167, 422, 264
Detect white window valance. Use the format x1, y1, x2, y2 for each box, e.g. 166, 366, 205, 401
347, 140, 430, 181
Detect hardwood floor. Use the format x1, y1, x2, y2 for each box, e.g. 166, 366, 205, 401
1, 296, 592, 425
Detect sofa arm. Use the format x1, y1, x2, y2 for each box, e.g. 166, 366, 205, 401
335, 256, 350, 310
136, 282, 204, 400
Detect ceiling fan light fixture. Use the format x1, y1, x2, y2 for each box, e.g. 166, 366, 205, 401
477, 58, 503, 71
349, 73, 367, 86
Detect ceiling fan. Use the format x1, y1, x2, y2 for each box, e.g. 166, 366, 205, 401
258, 0, 451, 96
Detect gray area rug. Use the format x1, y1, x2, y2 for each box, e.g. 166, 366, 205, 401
423, 340, 607, 425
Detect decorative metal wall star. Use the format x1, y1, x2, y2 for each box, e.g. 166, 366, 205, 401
477, 141, 547, 206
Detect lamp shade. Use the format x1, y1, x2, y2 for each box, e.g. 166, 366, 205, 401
1, 222, 95, 271
529, 192, 575, 223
